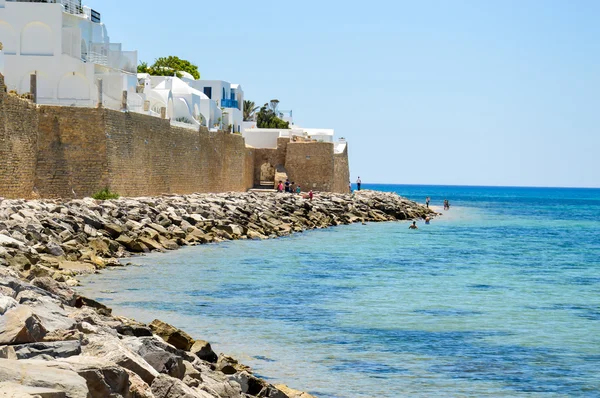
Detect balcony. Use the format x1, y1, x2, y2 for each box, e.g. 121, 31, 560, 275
220, 99, 239, 109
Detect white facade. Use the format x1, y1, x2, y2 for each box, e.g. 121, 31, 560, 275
243, 111, 344, 152
0, 0, 138, 109
183, 78, 243, 133
139, 74, 225, 130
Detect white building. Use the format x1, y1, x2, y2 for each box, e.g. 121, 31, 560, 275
0, 0, 139, 109
183, 79, 243, 133
139, 74, 225, 130
242, 112, 345, 154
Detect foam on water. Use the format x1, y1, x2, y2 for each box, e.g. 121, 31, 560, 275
79, 185, 600, 397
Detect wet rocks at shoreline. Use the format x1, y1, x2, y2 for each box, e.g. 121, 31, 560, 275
0, 190, 434, 397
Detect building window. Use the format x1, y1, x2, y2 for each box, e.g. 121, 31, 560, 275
203, 87, 212, 99
222, 87, 225, 100
230, 89, 235, 100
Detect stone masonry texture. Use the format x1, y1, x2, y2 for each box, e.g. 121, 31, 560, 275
0, 83, 348, 198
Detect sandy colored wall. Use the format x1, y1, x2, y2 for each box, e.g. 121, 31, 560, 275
333, 144, 350, 193
0, 77, 39, 198
285, 141, 335, 192
35, 106, 108, 198
0, 86, 347, 198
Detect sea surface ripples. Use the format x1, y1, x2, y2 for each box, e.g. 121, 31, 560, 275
79, 185, 600, 397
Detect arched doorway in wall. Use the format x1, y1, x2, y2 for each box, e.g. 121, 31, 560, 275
260, 162, 275, 185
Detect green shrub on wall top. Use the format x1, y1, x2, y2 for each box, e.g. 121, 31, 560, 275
92, 188, 120, 200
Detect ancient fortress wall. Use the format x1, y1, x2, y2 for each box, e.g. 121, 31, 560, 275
0, 79, 39, 198
0, 82, 348, 199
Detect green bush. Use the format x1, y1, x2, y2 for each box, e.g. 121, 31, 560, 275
92, 188, 120, 200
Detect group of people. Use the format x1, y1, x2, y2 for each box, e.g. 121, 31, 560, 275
277, 179, 314, 200
277, 179, 302, 194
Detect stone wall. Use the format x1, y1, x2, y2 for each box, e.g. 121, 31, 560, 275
36, 106, 108, 198
0, 84, 348, 198
333, 145, 350, 193
0, 76, 38, 198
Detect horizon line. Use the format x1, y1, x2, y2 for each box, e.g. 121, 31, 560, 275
357, 183, 600, 190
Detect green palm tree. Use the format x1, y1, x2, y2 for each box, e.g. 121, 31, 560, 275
243, 100, 259, 121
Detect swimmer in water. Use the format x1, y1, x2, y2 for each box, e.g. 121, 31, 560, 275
425, 217, 430, 224
409, 221, 418, 229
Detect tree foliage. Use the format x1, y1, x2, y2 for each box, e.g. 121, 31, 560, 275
256, 100, 289, 129
243, 100, 259, 121
137, 56, 200, 80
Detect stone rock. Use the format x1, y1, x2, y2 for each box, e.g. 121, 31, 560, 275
0, 345, 17, 359
58, 356, 131, 398
25, 296, 76, 332
124, 369, 155, 398
196, 367, 243, 398
103, 223, 123, 238
0, 233, 26, 249
151, 374, 211, 398
13, 340, 81, 360
0, 359, 89, 398
83, 335, 159, 385
31, 277, 76, 305
74, 295, 112, 316
0, 382, 66, 398
58, 260, 96, 274
0, 306, 47, 344
115, 323, 153, 337
216, 354, 252, 375
0, 295, 18, 315
137, 236, 163, 251
127, 337, 186, 380
274, 384, 317, 398
190, 340, 217, 363
149, 319, 194, 351
44, 241, 66, 257
157, 235, 179, 250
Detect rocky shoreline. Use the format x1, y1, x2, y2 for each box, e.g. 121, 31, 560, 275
0, 190, 435, 397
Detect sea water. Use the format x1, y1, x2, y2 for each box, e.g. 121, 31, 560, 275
78, 185, 600, 397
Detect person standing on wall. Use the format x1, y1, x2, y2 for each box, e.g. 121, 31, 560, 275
357, 177, 362, 191
426, 196, 430, 208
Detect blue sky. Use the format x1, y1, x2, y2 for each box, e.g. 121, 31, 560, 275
86, 0, 599, 187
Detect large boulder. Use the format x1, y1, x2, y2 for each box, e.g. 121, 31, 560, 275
149, 319, 195, 351
82, 334, 159, 385
0, 359, 89, 398
57, 356, 131, 398
124, 369, 155, 398
0, 295, 18, 315
151, 374, 214, 398
13, 340, 81, 360
0, 382, 66, 397
30, 277, 76, 306
190, 340, 217, 363
0, 305, 47, 344
125, 337, 186, 380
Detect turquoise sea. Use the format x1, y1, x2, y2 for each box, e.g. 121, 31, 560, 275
79, 185, 600, 397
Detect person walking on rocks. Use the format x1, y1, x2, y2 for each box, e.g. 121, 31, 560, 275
357, 177, 362, 191
426, 196, 430, 208
296, 185, 301, 194
309, 190, 314, 201
277, 181, 283, 193
284, 179, 291, 193
349, 181, 352, 193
